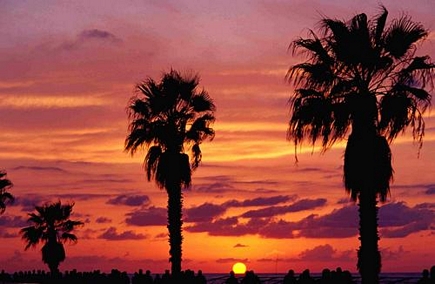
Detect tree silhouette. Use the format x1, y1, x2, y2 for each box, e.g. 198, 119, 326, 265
286, 6, 434, 284
0, 170, 14, 214
125, 69, 216, 276
20, 201, 84, 275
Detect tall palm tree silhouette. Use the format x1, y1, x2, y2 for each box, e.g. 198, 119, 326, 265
20, 201, 84, 275
0, 170, 14, 214
286, 6, 434, 284
125, 69, 216, 276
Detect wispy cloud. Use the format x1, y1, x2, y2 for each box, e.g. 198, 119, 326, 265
107, 194, 150, 207
0, 95, 107, 109
99, 227, 147, 240
241, 198, 327, 218
185, 202, 226, 223
125, 206, 166, 226
60, 29, 122, 50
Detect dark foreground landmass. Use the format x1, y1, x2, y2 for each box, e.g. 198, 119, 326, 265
0, 266, 433, 284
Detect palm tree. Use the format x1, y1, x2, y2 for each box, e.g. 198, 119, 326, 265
286, 6, 434, 284
20, 201, 84, 275
0, 170, 14, 214
125, 69, 216, 276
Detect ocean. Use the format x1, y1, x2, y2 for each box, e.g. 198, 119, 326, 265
203, 272, 422, 284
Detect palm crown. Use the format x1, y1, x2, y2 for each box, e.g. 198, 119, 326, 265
21, 201, 83, 249
287, 6, 433, 152
125, 69, 216, 188
20, 201, 83, 274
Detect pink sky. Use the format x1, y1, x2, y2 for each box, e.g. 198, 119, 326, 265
0, 0, 434, 275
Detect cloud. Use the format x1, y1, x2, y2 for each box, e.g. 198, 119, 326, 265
216, 258, 249, 264
185, 201, 435, 239
296, 206, 359, 238
12, 195, 47, 212
12, 165, 68, 173
13, 194, 108, 212
0, 95, 107, 109
2, 231, 18, 238
224, 195, 296, 207
98, 227, 147, 240
125, 206, 166, 226
193, 181, 236, 193
425, 187, 435, 195
79, 228, 100, 239
185, 202, 226, 223
107, 194, 150, 207
95, 217, 112, 224
258, 219, 298, 239
78, 29, 121, 43
60, 29, 122, 50
0, 215, 28, 228
241, 198, 327, 218
298, 244, 353, 262
379, 202, 435, 238
234, 243, 249, 248
186, 217, 268, 236
381, 246, 410, 261
414, 203, 435, 209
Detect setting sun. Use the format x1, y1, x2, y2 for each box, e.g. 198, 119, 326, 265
232, 262, 247, 274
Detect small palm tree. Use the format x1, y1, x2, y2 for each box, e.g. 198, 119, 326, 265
125, 69, 216, 276
20, 201, 84, 275
0, 170, 14, 214
286, 6, 434, 284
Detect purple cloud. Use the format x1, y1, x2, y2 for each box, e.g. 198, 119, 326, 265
378, 202, 434, 238
99, 227, 146, 240
224, 195, 296, 207
12, 165, 68, 173
193, 181, 236, 193
298, 244, 354, 262
258, 219, 298, 239
125, 206, 166, 226
186, 217, 258, 236
381, 246, 409, 261
185, 202, 226, 223
79, 29, 121, 42
425, 187, 435, 195
0, 215, 28, 227
95, 217, 112, 224
241, 198, 327, 218
107, 194, 150, 206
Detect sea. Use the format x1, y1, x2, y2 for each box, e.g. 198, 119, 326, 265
202, 272, 422, 284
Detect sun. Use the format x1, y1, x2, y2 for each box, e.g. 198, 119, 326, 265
232, 262, 247, 274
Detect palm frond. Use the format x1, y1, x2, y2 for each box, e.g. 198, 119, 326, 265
191, 144, 202, 169
61, 232, 78, 243
191, 90, 216, 112
400, 56, 435, 89
186, 114, 216, 143
20, 226, 44, 249
373, 5, 388, 46
288, 88, 334, 150
384, 15, 427, 58
145, 146, 162, 183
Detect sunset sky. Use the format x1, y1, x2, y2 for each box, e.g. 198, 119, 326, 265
1, 0, 434, 275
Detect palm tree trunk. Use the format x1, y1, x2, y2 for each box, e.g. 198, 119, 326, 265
358, 189, 381, 284
167, 182, 183, 277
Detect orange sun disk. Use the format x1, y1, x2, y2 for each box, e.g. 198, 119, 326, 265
232, 262, 247, 274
